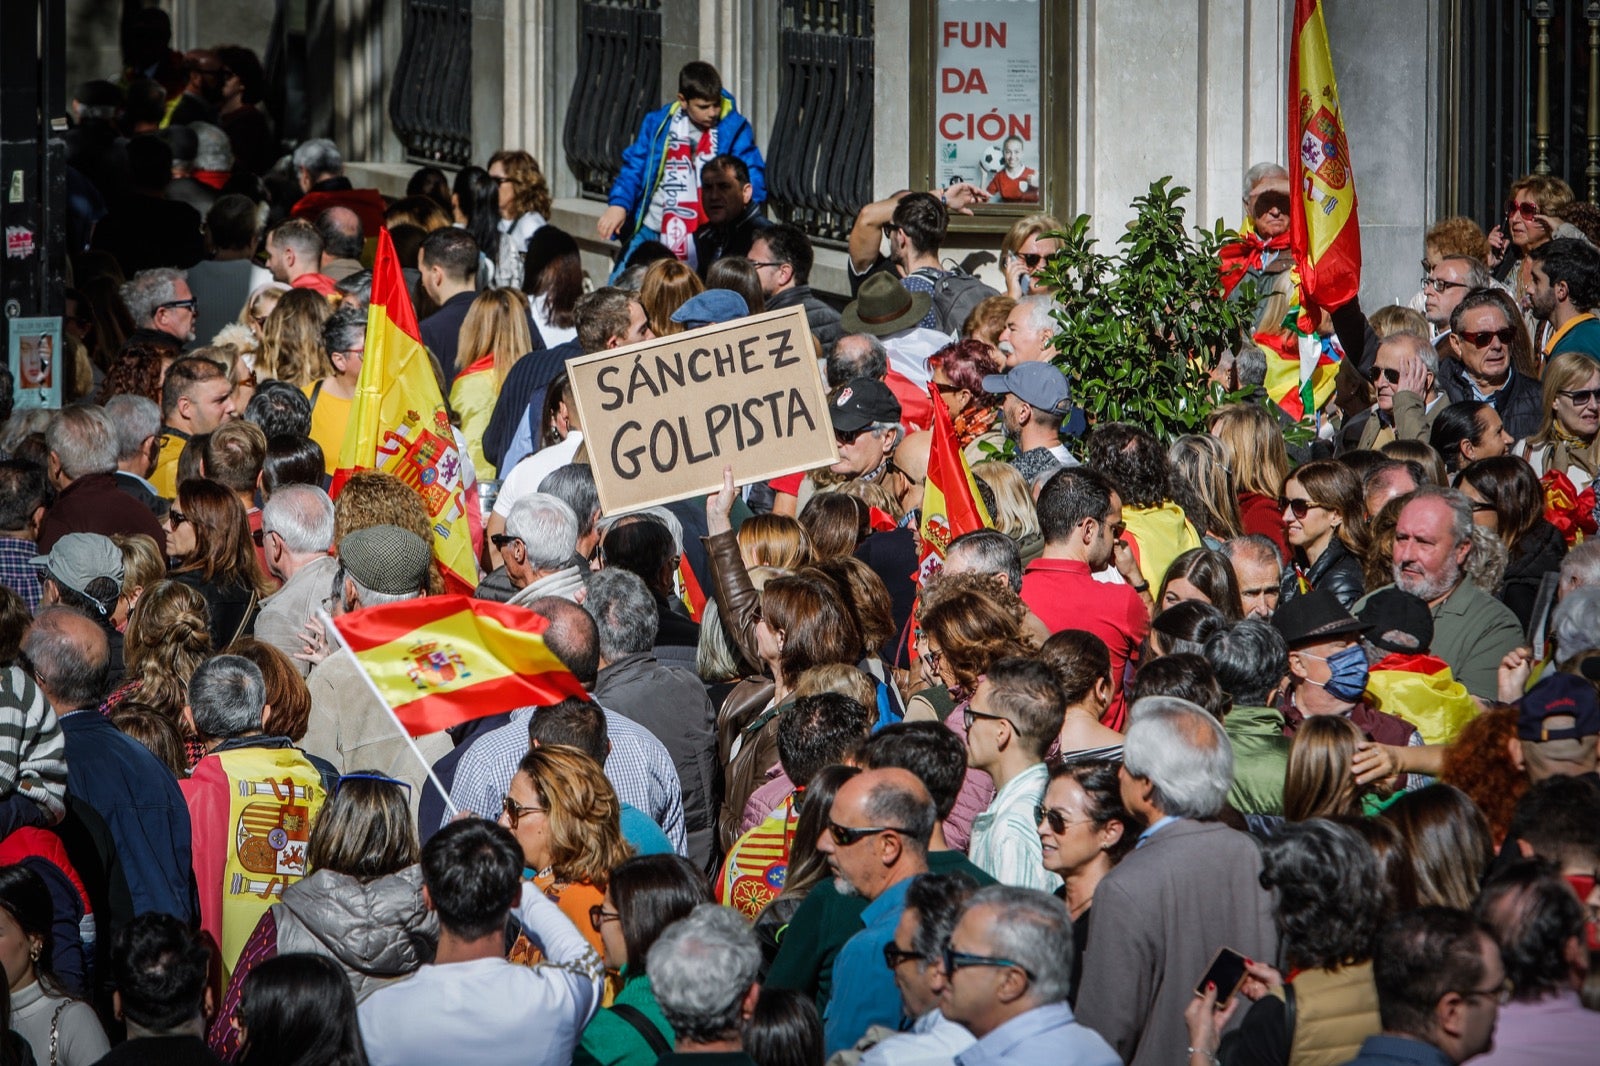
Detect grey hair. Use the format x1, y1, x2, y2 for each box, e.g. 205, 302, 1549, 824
46, 405, 118, 479
1204, 619, 1288, 708
649, 904, 761, 1044
120, 268, 186, 327
1552, 586, 1600, 663
262, 483, 335, 554
102, 394, 162, 462
967, 885, 1077, 1004
190, 122, 233, 171
188, 654, 267, 739
1123, 696, 1235, 818
827, 333, 889, 389
1466, 525, 1506, 596
538, 464, 600, 539
1378, 330, 1439, 377
862, 775, 937, 848
1016, 295, 1061, 338
1560, 536, 1600, 590
587, 568, 660, 660
321, 305, 367, 356
1438, 254, 1493, 291
338, 565, 418, 609
1235, 346, 1268, 388
291, 138, 343, 178
22, 605, 110, 710
695, 598, 744, 682
1222, 533, 1282, 574
1243, 162, 1289, 201
506, 493, 580, 571
944, 528, 1023, 593
1404, 484, 1475, 549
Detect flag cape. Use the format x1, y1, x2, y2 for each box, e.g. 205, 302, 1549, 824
448, 353, 500, 480
333, 227, 477, 594
1289, 0, 1361, 312
717, 793, 797, 918
1365, 653, 1477, 745
329, 595, 588, 736
916, 385, 992, 585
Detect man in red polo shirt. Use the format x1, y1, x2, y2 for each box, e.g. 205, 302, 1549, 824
1020, 467, 1148, 728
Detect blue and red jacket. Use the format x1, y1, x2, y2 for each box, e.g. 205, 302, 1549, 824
607, 89, 767, 240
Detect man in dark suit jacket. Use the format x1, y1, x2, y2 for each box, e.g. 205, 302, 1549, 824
417, 228, 482, 382
1075, 697, 1278, 1066
37, 407, 166, 554
103, 395, 168, 521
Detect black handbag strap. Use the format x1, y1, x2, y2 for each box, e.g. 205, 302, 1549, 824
610, 1003, 672, 1056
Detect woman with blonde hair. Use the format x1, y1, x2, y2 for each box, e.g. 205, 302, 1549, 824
110, 532, 165, 633
1279, 458, 1368, 609
1513, 349, 1600, 507
237, 281, 290, 345
960, 294, 1015, 353
500, 743, 634, 958
736, 514, 812, 570
488, 149, 553, 290
1169, 433, 1245, 546
448, 287, 535, 479
104, 579, 213, 766
639, 258, 704, 337
1208, 402, 1290, 559
972, 460, 1042, 562
998, 213, 1063, 298
256, 287, 333, 387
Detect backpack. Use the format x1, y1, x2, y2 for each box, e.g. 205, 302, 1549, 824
911, 265, 1000, 335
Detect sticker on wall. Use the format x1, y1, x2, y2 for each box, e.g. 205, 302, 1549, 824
5, 228, 35, 259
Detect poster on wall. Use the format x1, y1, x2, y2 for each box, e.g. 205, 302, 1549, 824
934, 0, 1042, 203
9, 317, 61, 411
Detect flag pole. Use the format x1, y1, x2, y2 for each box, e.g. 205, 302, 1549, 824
318, 610, 461, 820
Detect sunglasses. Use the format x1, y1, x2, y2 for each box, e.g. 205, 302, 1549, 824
157, 299, 198, 313
1034, 805, 1095, 835
931, 380, 966, 395
1278, 496, 1324, 519
941, 946, 1035, 982
1015, 252, 1045, 269
1559, 387, 1600, 408
1420, 275, 1469, 292
332, 772, 412, 798
882, 942, 925, 970
502, 794, 546, 827
1507, 201, 1541, 220
167, 509, 189, 528
589, 904, 620, 932
251, 528, 280, 547
835, 427, 869, 446
489, 533, 521, 550
825, 820, 905, 847
1376, 367, 1403, 384
1458, 327, 1517, 347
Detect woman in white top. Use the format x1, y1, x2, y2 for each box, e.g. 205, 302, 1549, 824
521, 226, 583, 348
1513, 350, 1600, 502
488, 150, 552, 291
0, 865, 109, 1066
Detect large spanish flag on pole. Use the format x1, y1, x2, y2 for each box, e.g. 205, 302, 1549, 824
328, 595, 588, 737
916, 384, 991, 585
332, 228, 477, 594
1289, 0, 1361, 312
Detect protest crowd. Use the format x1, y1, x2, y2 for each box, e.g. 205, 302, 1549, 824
5, 14, 1600, 1066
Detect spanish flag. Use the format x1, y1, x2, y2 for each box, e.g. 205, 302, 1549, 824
916, 384, 991, 585
333, 228, 477, 594
1289, 0, 1361, 312
1365, 653, 1477, 745
328, 595, 588, 736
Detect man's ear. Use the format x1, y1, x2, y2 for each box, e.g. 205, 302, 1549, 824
739, 982, 761, 1022
260, 702, 274, 732
1507, 735, 1526, 772
1515, 837, 1535, 859
182, 705, 198, 735
421, 884, 435, 913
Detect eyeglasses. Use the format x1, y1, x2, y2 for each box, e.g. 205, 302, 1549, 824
1376, 367, 1403, 384
588, 904, 620, 932
1034, 805, 1096, 835
941, 946, 1035, 982
931, 380, 966, 395
1015, 252, 1046, 269
1559, 387, 1600, 408
1278, 496, 1325, 519
1458, 327, 1518, 347
252, 528, 281, 547
1420, 275, 1469, 293
1507, 200, 1541, 220
489, 533, 522, 550
882, 223, 902, 237
1469, 501, 1497, 514
1452, 977, 1513, 1005
167, 509, 189, 528
747, 260, 782, 271
882, 942, 925, 970
501, 794, 546, 827
825, 820, 907, 847
332, 772, 412, 798
962, 707, 1010, 731
157, 299, 198, 313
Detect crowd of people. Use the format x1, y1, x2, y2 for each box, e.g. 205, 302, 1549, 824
1, 20, 1598, 1066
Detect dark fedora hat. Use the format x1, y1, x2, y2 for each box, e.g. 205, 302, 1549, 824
840, 272, 933, 337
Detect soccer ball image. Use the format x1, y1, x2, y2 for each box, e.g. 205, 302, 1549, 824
980, 144, 1005, 172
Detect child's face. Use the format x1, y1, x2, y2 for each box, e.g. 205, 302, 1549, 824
680, 94, 722, 130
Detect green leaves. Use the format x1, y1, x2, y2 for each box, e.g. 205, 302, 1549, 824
1038, 179, 1251, 447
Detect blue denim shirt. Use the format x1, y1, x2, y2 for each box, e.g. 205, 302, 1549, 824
824, 876, 915, 1057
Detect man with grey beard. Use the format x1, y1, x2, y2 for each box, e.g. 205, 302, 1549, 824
1387, 485, 1523, 700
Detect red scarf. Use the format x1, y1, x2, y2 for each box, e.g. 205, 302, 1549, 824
1219, 230, 1292, 296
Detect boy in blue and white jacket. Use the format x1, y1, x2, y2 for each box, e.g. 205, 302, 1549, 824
598, 60, 766, 277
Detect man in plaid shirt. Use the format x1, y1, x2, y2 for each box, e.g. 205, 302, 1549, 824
0, 460, 47, 611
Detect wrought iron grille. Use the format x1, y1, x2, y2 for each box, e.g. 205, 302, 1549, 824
563, 0, 664, 201
766, 0, 874, 245
389, 0, 474, 166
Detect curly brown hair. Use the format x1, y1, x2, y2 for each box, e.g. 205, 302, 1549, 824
1440, 704, 1526, 845
332, 471, 444, 594
487, 149, 553, 221
95, 342, 168, 406
918, 572, 1035, 691
123, 579, 213, 721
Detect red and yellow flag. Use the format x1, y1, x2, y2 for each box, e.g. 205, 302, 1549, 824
329, 595, 588, 737
1365, 653, 1478, 746
916, 385, 991, 585
332, 228, 477, 593
1289, 0, 1361, 312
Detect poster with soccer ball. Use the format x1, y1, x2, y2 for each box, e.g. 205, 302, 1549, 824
934, 0, 1042, 203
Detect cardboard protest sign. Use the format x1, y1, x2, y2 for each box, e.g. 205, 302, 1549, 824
566, 306, 837, 514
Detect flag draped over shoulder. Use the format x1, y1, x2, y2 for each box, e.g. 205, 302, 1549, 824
329, 595, 588, 737
1289, 0, 1361, 312
916, 385, 992, 585
332, 228, 477, 593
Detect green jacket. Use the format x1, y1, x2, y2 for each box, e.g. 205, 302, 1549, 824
575, 973, 673, 1066
1223, 704, 1291, 816
1427, 578, 1525, 701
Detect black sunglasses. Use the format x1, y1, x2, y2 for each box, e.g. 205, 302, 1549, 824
1016, 252, 1045, 268
157, 299, 198, 313
1278, 496, 1324, 519
883, 942, 924, 970
825, 820, 905, 847
1559, 387, 1600, 408
489, 533, 521, 549
835, 427, 869, 446
941, 946, 1035, 982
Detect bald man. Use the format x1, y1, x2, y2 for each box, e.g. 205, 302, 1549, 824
816, 767, 938, 1055
316, 206, 365, 281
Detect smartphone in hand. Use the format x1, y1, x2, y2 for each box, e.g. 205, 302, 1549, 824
1195, 947, 1249, 1008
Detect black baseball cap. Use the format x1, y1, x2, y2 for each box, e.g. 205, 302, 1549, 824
829, 378, 901, 434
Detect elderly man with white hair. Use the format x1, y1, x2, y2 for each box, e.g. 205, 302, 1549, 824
252, 484, 339, 675
649, 904, 762, 1061
477, 492, 586, 605
1339, 331, 1448, 454
1074, 697, 1277, 1066
37, 404, 167, 553
996, 295, 1061, 368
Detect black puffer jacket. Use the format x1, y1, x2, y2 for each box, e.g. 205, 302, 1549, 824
1499, 519, 1567, 630
1279, 537, 1365, 611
